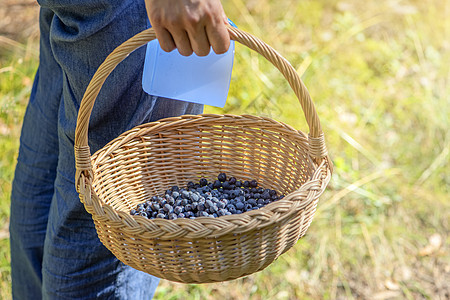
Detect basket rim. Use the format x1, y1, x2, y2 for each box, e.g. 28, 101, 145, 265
80, 161, 330, 240
80, 162, 331, 240
76, 114, 332, 240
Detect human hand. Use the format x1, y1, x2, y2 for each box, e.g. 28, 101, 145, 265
145, 0, 230, 56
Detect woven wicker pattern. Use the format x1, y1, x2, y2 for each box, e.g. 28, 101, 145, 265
74, 27, 332, 283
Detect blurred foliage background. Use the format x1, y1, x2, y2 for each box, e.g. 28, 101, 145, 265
0, 0, 448, 299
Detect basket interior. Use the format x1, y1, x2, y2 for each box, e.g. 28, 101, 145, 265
90, 116, 316, 213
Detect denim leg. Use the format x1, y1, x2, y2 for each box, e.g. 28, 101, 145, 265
37, 0, 202, 299
9, 8, 61, 300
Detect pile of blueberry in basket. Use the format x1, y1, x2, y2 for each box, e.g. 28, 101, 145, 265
130, 173, 285, 220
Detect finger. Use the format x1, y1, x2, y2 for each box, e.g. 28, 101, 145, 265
153, 27, 176, 53
170, 29, 193, 56
205, 22, 230, 55
187, 26, 211, 57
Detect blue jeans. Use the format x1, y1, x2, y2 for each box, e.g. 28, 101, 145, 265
9, 1, 202, 299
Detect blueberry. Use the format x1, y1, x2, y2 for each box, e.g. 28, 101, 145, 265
257, 198, 265, 205
130, 209, 136, 215
171, 185, 180, 192
254, 193, 261, 199
222, 181, 231, 190
165, 189, 172, 196
212, 213, 218, 218
151, 196, 159, 201
236, 210, 243, 214
248, 199, 257, 206
213, 180, 222, 189
261, 191, 270, 200
174, 206, 183, 214
218, 209, 228, 216
197, 203, 205, 211
156, 213, 165, 218
235, 181, 242, 187
187, 181, 195, 189
181, 190, 190, 199
199, 178, 208, 186
250, 180, 258, 187
209, 205, 218, 213
236, 196, 245, 202
166, 196, 175, 205
163, 204, 173, 213
226, 204, 236, 214
172, 191, 180, 199
235, 202, 245, 210
191, 193, 199, 202
245, 203, 253, 211
243, 181, 250, 188
205, 200, 213, 208
218, 173, 227, 182
178, 212, 186, 218
169, 213, 178, 220
217, 201, 226, 209
151, 203, 160, 211
229, 177, 236, 184
198, 211, 209, 217
140, 212, 148, 218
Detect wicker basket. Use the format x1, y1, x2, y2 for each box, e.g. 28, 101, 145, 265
74, 26, 332, 284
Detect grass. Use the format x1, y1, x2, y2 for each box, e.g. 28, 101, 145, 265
0, 52, 34, 300
0, 0, 449, 299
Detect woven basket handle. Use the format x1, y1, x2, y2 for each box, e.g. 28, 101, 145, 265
74, 26, 329, 181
